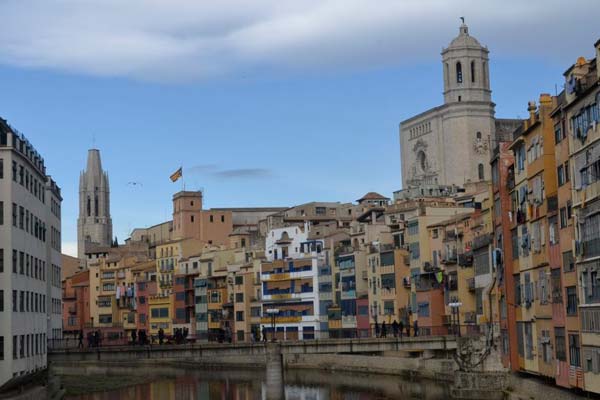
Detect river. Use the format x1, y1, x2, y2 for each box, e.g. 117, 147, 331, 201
60, 364, 456, 400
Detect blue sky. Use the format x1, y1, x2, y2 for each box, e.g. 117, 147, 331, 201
0, 1, 597, 256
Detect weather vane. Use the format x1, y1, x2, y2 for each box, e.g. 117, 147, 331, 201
460, 16, 465, 24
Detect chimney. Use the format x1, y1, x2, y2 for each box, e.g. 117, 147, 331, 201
527, 101, 537, 123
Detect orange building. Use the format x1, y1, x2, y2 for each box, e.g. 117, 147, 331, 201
62, 269, 90, 337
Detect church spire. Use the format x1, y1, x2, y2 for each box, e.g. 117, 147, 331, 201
77, 148, 113, 266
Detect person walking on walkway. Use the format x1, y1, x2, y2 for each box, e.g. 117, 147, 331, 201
392, 320, 399, 338
78, 330, 84, 349
381, 322, 387, 338
413, 320, 419, 337
262, 326, 268, 343
374, 322, 380, 338
131, 329, 137, 345
398, 320, 404, 338
158, 328, 165, 345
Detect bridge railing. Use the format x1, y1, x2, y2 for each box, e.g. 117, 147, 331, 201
49, 324, 483, 351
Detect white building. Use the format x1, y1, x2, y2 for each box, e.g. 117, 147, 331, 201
261, 224, 326, 340
0, 120, 62, 387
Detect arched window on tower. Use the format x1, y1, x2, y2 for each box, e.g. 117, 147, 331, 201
86, 196, 91, 217
94, 194, 99, 216
456, 62, 463, 83
471, 61, 475, 83
478, 163, 484, 180
476, 131, 482, 140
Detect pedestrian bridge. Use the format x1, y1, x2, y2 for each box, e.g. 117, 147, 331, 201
48, 336, 457, 363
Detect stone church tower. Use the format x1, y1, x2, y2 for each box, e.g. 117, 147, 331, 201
400, 21, 498, 188
77, 149, 113, 263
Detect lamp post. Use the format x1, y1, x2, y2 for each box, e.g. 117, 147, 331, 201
449, 301, 462, 337
266, 308, 280, 342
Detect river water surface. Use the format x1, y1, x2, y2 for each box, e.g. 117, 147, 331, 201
61, 365, 459, 400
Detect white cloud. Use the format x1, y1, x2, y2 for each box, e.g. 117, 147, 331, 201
0, 0, 597, 81
62, 241, 78, 257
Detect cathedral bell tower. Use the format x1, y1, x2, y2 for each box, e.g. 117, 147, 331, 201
77, 149, 113, 265
442, 20, 492, 105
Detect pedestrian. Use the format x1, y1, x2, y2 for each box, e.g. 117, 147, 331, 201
374, 322, 380, 338
94, 330, 100, 347
158, 328, 165, 345
78, 330, 84, 349
413, 320, 419, 337
381, 321, 387, 338
398, 319, 404, 338
262, 326, 268, 343
86, 332, 93, 348
131, 330, 137, 345
392, 320, 399, 338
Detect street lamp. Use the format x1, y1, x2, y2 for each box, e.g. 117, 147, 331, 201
266, 308, 280, 342
448, 301, 462, 337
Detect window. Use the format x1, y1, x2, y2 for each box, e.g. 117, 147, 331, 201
175, 292, 185, 301
478, 164, 484, 180
99, 314, 112, 324
235, 276, 243, 285
456, 62, 463, 83
236, 311, 244, 321
471, 61, 475, 83
554, 122, 563, 144
511, 229, 519, 260
175, 308, 185, 320
551, 268, 563, 303
541, 330, 552, 364
384, 300, 394, 315
549, 216, 558, 245
0, 248, 3, 273
567, 286, 578, 315
563, 251, 574, 272
417, 302, 430, 317
235, 293, 244, 303
209, 215, 213, 223
569, 334, 581, 367
581, 308, 600, 333
554, 328, 566, 361
524, 322, 534, 360
564, 161, 570, 182
190, 215, 194, 223
557, 165, 565, 186
560, 207, 568, 229
251, 307, 261, 317
221, 215, 225, 223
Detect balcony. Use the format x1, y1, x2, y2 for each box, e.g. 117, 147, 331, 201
458, 253, 473, 267
342, 315, 357, 328
442, 250, 457, 264
319, 292, 333, 301
464, 311, 476, 324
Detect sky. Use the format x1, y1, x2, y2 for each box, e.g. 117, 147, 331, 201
0, 0, 597, 257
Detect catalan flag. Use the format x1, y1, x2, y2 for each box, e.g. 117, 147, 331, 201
170, 167, 183, 182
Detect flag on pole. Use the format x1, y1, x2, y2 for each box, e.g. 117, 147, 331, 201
170, 167, 183, 182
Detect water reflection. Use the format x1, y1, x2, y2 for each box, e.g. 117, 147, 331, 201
63, 365, 452, 400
